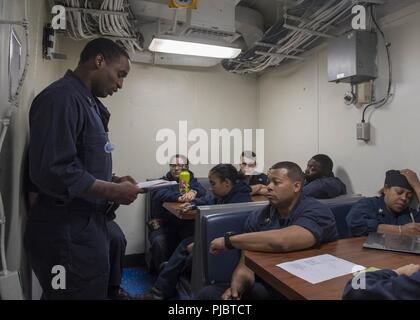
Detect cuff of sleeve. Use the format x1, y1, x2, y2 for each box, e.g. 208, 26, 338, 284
68, 172, 96, 199
294, 218, 322, 245
365, 269, 398, 281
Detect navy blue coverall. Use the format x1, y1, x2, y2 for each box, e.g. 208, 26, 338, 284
151, 181, 252, 298
343, 269, 420, 299
25, 70, 116, 299
346, 196, 420, 237
148, 172, 206, 272
303, 176, 347, 199
198, 194, 338, 300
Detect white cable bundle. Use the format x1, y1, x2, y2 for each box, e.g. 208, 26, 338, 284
231, 0, 353, 74
99, 0, 142, 52
63, 0, 142, 52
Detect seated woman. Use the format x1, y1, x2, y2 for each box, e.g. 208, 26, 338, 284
138, 164, 251, 300
343, 169, 420, 300
346, 169, 420, 237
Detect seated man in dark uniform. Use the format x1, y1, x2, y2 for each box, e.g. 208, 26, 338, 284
346, 169, 420, 237
139, 164, 252, 300
303, 154, 347, 199
148, 154, 207, 273
239, 151, 268, 196
198, 161, 338, 300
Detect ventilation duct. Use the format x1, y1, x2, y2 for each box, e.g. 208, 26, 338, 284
128, 0, 264, 67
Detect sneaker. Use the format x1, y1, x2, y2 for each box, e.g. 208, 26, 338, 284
134, 287, 165, 300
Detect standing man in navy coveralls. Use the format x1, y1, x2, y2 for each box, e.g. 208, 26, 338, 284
25, 38, 144, 299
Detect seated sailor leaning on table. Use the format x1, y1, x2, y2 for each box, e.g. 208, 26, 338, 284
303, 154, 347, 199
138, 163, 251, 300
239, 150, 269, 196
148, 154, 207, 273
346, 169, 420, 237
197, 161, 338, 300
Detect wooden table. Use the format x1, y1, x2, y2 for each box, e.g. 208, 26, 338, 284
163, 195, 268, 220
244, 237, 420, 300
162, 202, 198, 220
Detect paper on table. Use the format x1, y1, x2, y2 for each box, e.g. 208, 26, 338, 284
276, 254, 365, 284
137, 180, 178, 189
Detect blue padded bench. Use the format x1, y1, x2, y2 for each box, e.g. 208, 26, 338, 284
319, 195, 364, 239
196, 177, 211, 193
191, 201, 268, 294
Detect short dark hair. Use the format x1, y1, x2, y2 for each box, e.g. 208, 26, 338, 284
241, 151, 256, 158
270, 161, 304, 183
170, 154, 189, 166
79, 38, 130, 64
210, 164, 243, 184
311, 154, 333, 175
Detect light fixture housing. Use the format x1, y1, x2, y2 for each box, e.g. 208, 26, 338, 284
148, 35, 241, 59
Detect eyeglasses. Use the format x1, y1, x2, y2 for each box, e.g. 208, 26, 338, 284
241, 162, 256, 167
170, 164, 188, 170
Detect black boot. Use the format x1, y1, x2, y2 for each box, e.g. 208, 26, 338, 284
108, 286, 131, 300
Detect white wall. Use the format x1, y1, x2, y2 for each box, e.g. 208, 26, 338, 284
57, 38, 258, 254
258, 2, 420, 197
4, 1, 420, 298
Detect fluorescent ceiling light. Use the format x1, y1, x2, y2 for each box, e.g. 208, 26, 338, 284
149, 37, 241, 59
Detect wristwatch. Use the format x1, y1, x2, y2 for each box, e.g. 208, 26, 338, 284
224, 231, 236, 250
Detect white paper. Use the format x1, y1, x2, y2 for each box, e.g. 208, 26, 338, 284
276, 254, 365, 284
137, 180, 178, 189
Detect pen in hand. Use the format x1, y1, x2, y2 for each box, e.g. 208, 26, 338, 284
410, 212, 416, 224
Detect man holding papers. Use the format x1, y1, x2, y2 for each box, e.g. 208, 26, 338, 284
198, 161, 338, 300
25, 39, 145, 299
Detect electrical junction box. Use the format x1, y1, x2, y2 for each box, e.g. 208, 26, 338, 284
328, 30, 377, 84
357, 122, 370, 141
356, 81, 373, 104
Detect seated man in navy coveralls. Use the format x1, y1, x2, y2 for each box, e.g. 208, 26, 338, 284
198, 161, 338, 300
346, 169, 420, 237
139, 164, 251, 300
239, 151, 269, 196
303, 154, 347, 199
148, 154, 207, 273
25, 38, 145, 300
